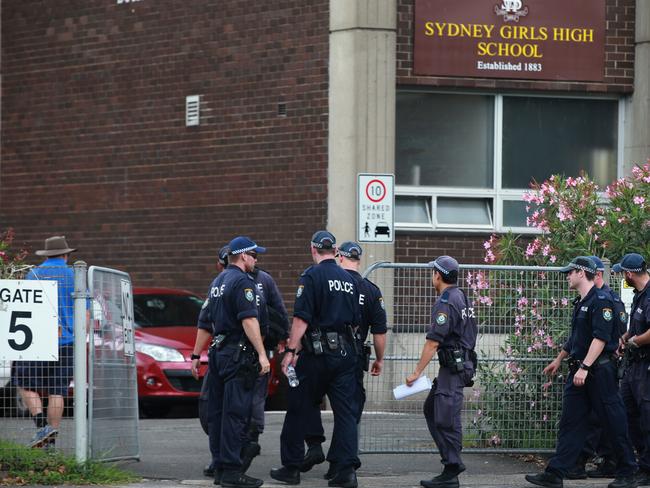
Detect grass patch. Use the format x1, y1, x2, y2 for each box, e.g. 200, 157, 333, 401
0, 440, 140, 485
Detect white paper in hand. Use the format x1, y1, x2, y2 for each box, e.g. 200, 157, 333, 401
393, 376, 432, 400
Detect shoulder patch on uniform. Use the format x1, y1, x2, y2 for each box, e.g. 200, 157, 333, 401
602, 308, 613, 321
619, 311, 627, 323
436, 312, 448, 325
379, 297, 385, 309
296, 285, 304, 298
244, 288, 255, 302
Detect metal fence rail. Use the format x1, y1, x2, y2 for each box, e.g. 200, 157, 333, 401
88, 266, 139, 461
359, 262, 573, 454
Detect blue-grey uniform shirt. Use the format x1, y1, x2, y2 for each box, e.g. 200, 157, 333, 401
600, 283, 628, 336
252, 267, 289, 337
293, 259, 358, 332
426, 286, 477, 351
563, 285, 618, 361
197, 265, 259, 338
629, 281, 650, 340
346, 269, 387, 343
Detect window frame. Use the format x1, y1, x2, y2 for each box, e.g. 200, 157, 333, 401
395, 90, 624, 234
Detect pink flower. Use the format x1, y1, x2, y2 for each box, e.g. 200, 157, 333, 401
634, 196, 646, 205
561, 298, 569, 306
545, 336, 555, 348
518, 297, 529, 309
558, 203, 573, 222
549, 255, 557, 263
543, 414, 548, 422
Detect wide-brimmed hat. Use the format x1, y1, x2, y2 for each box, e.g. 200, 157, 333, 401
36, 236, 77, 257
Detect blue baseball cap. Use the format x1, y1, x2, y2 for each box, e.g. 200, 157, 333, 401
228, 236, 266, 255
559, 256, 597, 274
612, 253, 646, 273
589, 256, 605, 272
428, 255, 459, 275
338, 241, 362, 260
218, 246, 230, 266
311, 230, 336, 250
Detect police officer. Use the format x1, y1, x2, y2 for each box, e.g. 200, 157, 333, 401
615, 253, 650, 486
242, 256, 289, 472
270, 231, 360, 488
406, 256, 477, 488
526, 256, 637, 488
191, 245, 230, 478
301, 241, 387, 480
565, 256, 628, 479
198, 236, 270, 488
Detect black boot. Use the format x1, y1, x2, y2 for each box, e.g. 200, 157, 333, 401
324, 463, 338, 480
328, 468, 358, 488
219, 471, 263, 488
204, 464, 215, 477
213, 469, 223, 486
636, 470, 650, 487
270, 466, 300, 485
300, 443, 325, 472
588, 459, 617, 478
420, 464, 465, 488
608, 476, 639, 488
525, 472, 563, 488
240, 441, 261, 473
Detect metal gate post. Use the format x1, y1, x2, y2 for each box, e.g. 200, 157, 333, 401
73, 261, 89, 463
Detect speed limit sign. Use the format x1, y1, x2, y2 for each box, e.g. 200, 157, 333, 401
0, 280, 59, 360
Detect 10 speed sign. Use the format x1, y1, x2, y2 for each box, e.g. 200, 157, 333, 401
0, 280, 59, 360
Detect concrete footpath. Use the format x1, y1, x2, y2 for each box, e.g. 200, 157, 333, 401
30, 412, 613, 488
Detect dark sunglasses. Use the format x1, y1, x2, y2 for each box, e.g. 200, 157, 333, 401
246, 252, 258, 259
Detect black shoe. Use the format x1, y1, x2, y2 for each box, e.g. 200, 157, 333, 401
324, 463, 338, 480
300, 444, 325, 472
588, 460, 618, 478
270, 466, 300, 485
636, 471, 650, 486
219, 472, 263, 488
240, 442, 261, 473
205, 464, 216, 477
213, 469, 223, 486
608, 476, 639, 488
565, 465, 588, 480
328, 469, 358, 488
420, 464, 466, 487
525, 472, 563, 488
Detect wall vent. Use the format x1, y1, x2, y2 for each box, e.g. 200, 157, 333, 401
186, 95, 200, 127
277, 103, 287, 117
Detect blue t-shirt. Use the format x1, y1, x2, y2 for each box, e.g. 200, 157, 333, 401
26, 257, 75, 346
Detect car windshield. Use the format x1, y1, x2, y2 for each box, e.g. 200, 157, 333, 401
134, 294, 204, 328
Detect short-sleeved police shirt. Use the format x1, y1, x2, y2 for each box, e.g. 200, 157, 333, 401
346, 269, 387, 343
197, 265, 258, 337
293, 259, 357, 333
567, 285, 618, 360
252, 268, 288, 337
426, 286, 477, 351
629, 281, 650, 338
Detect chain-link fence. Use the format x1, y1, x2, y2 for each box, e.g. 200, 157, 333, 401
359, 262, 574, 453
0, 262, 138, 462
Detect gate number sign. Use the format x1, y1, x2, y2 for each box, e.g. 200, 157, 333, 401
0, 280, 59, 360
357, 173, 395, 243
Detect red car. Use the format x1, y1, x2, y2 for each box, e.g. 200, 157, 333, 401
133, 287, 284, 416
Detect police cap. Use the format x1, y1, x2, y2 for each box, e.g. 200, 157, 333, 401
311, 230, 336, 250
228, 236, 267, 255
559, 256, 597, 274
428, 255, 459, 275
612, 253, 646, 273
338, 241, 362, 260
589, 255, 605, 272
218, 246, 230, 266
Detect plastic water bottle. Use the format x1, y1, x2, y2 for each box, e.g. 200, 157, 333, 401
286, 365, 299, 388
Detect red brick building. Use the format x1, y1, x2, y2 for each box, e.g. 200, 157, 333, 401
1, 0, 648, 300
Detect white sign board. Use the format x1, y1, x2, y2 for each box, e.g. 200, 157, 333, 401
357, 173, 394, 243
0, 280, 59, 360
121, 279, 135, 357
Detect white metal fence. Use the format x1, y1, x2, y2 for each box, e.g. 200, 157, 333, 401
359, 262, 574, 453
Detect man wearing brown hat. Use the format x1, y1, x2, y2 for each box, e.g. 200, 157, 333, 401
12, 236, 76, 448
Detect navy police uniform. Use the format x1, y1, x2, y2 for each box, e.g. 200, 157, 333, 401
198, 260, 261, 477
543, 259, 636, 480
278, 233, 360, 476
423, 282, 477, 469
619, 269, 650, 475
303, 241, 387, 472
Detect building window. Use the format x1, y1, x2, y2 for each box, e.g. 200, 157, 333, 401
395, 91, 620, 233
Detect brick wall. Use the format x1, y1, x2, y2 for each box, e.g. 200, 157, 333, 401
396, 233, 490, 265
1, 0, 329, 301
397, 0, 635, 92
